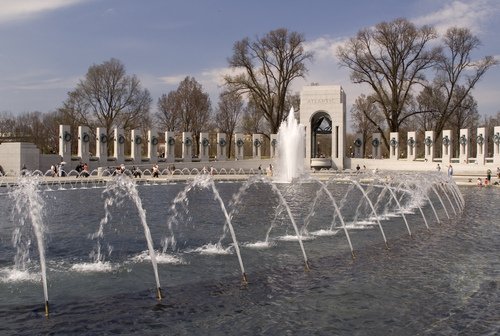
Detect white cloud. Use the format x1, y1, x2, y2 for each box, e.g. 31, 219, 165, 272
0, 0, 86, 24
157, 74, 186, 85
412, 0, 500, 35
304, 35, 347, 61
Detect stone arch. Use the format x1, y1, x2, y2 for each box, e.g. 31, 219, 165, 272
300, 85, 346, 170
310, 111, 332, 159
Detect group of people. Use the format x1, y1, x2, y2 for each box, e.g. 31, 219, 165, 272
49, 161, 89, 177
477, 168, 497, 187
436, 164, 453, 177
75, 162, 90, 177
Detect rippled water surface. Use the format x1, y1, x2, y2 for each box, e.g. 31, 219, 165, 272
0, 179, 498, 335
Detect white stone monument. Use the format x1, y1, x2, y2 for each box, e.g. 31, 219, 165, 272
77, 126, 90, 164
270, 134, 278, 158
459, 129, 469, 164
300, 85, 346, 169
164, 131, 176, 163
252, 134, 263, 159
493, 126, 500, 164
182, 132, 192, 162
59, 125, 72, 165
96, 127, 108, 164
476, 127, 486, 165
407, 131, 416, 161
147, 129, 159, 162
441, 130, 452, 165
114, 128, 125, 162
131, 129, 142, 163
389, 132, 399, 160
199, 132, 210, 162
353, 133, 363, 158
424, 131, 435, 162
234, 133, 244, 160
216, 133, 227, 161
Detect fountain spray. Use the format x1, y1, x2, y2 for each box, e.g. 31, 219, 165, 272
9, 175, 50, 318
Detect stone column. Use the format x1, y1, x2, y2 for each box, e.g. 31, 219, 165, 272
353, 133, 363, 158
459, 129, 469, 164
270, 134, 278, 158
95, 127, 108, 164
114, 128, 125, 162
493, 126, 500, 164
389, 132, 399, 160
59, 125, 72, 164
234, 133, 244, 160
372, 133, 382, 159
216, 133, 227, 161
424, 131, 435, 162
182, 132, 192, 162
131, 129, 142, 163
77, 126, 90, 164
252, 134, 263, 159
476, 127, 486, 165
441, 130, 452, 165
164, 131, 176, 163
407, 131, 416, 161
199, 132, 210, 162
147, 129, 159, 162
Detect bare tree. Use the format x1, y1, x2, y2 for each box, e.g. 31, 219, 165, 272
61, 58, 152, 140
337, 18, 440, 148
0, 111, 61, 154
224, 28, 313, 134
215, 90, 244, 158
350, 94, 384, 156
241, 98, 266, 135
420, 27, 498, 138
156, 92, 180, 131
158, 76, 212, 155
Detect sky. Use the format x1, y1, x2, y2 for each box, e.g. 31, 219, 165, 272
1, 0, 499, 124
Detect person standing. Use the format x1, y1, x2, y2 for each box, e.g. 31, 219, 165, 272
447, 165, 453, 178
152, 163, 159, 178
436, 164, 441, 172
486, 169, 492, 185
267, 164, 273, 177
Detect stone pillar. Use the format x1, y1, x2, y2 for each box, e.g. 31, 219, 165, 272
199, 132, 210, 162
407, 131, 416, 161
441, 130, 452, 165
147, 129, 159, 162
372, 133, 382, 159
476, 127, 486, 165
114, 128, 125, 162
270, 134, 278, 158
95, 127, 108, 164
164, 131, 176, 163
182, 132, 192, 162
131, 129, 142, 163
77, 126, 90, 164
424, 131, 435, 162
459, 129, 469, 164
389, 132, 399, 160
59, 125, 72, 164
234, 133, 244, 160
216, 133, 227, 161
493, 126, 500, 164
353, 133, 363, 158
252, 134, 263, 159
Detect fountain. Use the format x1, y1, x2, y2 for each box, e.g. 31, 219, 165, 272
274, 107, 306, 182
2, 114, 498, 334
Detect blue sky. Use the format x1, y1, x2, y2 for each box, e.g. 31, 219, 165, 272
1, 0, 499, 123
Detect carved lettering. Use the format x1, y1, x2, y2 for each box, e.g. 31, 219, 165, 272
306, 98, 337, 104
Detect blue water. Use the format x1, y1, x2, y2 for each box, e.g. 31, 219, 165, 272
0, 178, 498, 335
